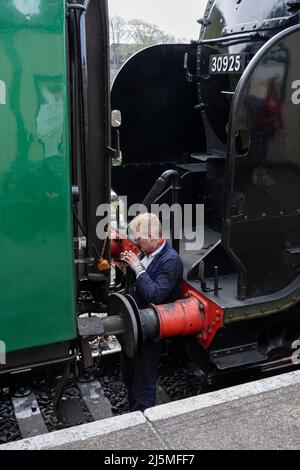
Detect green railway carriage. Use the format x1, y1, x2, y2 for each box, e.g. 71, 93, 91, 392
0, 0, 76, 356
0, 0, 111, 378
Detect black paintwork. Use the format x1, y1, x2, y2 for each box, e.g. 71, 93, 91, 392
80, 0, 111, 270
111, 44, 205, 206
110, 0, 300, 370
197, 1, 300, 300
225, 25, 300, 298
68, 0, 111, 312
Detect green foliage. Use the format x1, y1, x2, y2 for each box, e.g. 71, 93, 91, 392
127, 18, 175, 47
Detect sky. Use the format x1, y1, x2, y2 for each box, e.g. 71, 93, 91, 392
108, 0, 207, 41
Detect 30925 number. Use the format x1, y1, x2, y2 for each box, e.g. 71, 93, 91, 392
209, 54, 246, 74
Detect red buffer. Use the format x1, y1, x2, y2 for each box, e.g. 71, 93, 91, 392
149, 281, 224, 349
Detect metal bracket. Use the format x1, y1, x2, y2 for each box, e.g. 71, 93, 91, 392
66, 2, 86, 17
197, 17, 211, 27
78, 336, 94, 370
77, 316, 105, 337
184, 52, 199, 83
67, 3, 86, 11
222, 13, 299, 35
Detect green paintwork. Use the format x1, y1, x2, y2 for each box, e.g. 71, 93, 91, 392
224, 287, 300, 324
0, 0, 76, 352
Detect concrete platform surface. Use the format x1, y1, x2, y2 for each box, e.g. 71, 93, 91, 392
1, 370, 300, 450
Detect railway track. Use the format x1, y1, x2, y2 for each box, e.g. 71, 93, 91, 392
0, 337, 298, 446
0, 338, 204, 445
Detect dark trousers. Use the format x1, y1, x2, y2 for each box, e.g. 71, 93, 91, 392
121, 340, 163, 412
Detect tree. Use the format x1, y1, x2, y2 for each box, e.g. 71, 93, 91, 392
110, 17, 178, 76
110, 15, 127, 45
127, 18, 175, 47
110, 16, 127, 71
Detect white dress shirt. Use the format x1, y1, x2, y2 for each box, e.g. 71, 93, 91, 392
136, 241, 166, 278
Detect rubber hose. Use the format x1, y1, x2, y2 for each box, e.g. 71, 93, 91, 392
142, 170, 181, 211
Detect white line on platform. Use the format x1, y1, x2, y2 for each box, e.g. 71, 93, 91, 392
144, 369, 300, 421
0, 411, 146, 450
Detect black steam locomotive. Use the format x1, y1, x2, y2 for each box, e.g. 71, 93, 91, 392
109, 0, 300, 376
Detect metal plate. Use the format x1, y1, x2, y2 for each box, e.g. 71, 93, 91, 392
209, 54, 246, 74
212, 350, 266, 371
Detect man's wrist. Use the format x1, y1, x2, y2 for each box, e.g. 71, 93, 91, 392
131, 260, 145, 275
136, 269, 146, 279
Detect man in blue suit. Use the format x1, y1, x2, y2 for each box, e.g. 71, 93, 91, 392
121, 213, 183, 412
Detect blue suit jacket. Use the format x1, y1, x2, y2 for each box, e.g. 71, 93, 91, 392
129, 242, 183, 309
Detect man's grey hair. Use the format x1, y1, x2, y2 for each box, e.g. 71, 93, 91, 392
128, 213, 162, 240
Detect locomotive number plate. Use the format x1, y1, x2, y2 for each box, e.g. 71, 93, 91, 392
209, 54, 246, 74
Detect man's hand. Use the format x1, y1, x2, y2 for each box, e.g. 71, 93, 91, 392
122, 250, 139, 266
121, 251, 145, 276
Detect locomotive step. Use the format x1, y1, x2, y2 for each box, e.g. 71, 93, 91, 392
210, 344, 266, 371
176, 163, 207, 173
191, 152, 226, 162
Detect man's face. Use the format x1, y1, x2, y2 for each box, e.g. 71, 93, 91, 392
135, 235, 154, 254
132, 222, 159, 253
